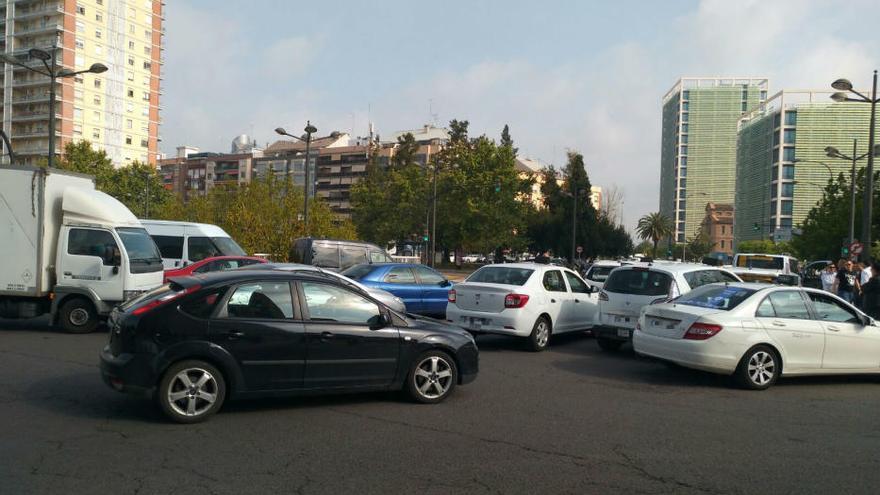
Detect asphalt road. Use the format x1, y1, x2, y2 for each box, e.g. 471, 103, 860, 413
3, 320, 880, 494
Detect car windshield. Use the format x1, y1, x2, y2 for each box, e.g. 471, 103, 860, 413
341, 264, 375, 280
603, 269, 672, 296
736, 255, 783, 270
674, 285, 757, 310
211, 237, 246, 256
117, 227, 162, 261
587, 265, 615, 281
467, 267, 534, 286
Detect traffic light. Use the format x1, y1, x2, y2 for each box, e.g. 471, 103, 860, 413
423, 230, 429, 242
752, 223, 760, 232
841, 245, 849, 257
666, 249, 672, 258
494, 181, 501, 193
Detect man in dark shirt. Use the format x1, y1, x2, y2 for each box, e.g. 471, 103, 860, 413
836, 259, 857, 303
534, 250, 551, 264
862, 262, 880, 319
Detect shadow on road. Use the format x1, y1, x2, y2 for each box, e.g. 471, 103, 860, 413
472, 331, 592, 352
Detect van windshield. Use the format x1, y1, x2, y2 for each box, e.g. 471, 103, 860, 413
604, 269, 672, 296
117, 227, 163, 273
211, 237, 246, 256
736, 255, 783, 270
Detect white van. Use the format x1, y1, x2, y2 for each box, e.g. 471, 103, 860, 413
141, 220, 247, 269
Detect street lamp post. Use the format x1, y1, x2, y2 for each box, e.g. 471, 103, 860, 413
831, 72, 879, 260
0, 47, 107, 168
823, 141, 877, 245
275, 122, 318, 235
567, 188, 584, 262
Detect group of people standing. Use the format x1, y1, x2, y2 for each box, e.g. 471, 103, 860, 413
819, 259, 880, 318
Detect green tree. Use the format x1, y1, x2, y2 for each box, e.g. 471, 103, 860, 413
500, 124, 518, 156
685, 226, 715, 261
636, 212, 674, 258
391, 133, 419, 169
738, 239, 792, 255
105, 160, 172, 218
55, 140, 115, 190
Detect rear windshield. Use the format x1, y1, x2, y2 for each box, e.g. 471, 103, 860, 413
341, 264, 375, 280
674, 285, 757, 311
604, 269, 672, 296
587, 265, 615, 281
736, 255, 783, 270
467, 267, 534, 286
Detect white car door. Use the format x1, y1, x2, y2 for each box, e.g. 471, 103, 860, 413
564, 270, 598, 330
805, 291, 880, 370
755, 290, 825, 371
541, 269, 571, 331
59, 227, 125, 302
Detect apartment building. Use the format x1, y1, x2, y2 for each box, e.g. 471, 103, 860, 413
659, 77, 768, 243
700, 202, 734, 255
0, 0, 163, 166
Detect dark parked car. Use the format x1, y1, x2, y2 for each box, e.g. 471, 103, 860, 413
100, 270, 479, 423
289, 237, 394, 272
341, 263, 452, 317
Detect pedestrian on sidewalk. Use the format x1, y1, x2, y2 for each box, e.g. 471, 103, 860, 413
860, 262, 880, 319
820, 263, 837, 293
833, 259, 858, 304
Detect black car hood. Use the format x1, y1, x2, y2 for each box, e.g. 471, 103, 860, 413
404, 313, 472, 339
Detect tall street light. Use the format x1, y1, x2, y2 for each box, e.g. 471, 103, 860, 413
565, 188, 585, 262
275, 122, 318, 234
823, 141, 879, 245
0, 47, 107, 168
831, 72, 879, 260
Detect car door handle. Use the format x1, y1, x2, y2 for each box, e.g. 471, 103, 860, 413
827, 326, 841, 332
320, 331, 334, 341
771, 321, 786, 327
226, 331, 245, 340
574, 299, 580, 303
550, 299, 557, 303
63, 271, 72, 276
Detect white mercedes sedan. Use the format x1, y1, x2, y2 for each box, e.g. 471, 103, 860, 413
633, 283, 880, 389
446, 263, 599, 351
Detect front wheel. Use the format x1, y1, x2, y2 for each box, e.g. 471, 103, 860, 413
527, 316, 551, 352
157, 360, 226, 423
734, 346, 779, 390
59, 297, 98, 334
406, 350, 457, 404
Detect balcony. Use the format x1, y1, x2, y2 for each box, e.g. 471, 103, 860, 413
11, 93, 59, 105
13, 22, 63, 36
11, 111, 60, 122
12, 3, 64, 20
11, 77, 52, 88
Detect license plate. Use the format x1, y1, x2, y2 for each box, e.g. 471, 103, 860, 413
470, 317, 483, 329
617, 329, 630, 338
614, 316, 630, 323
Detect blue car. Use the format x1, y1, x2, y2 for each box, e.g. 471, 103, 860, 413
341, 263, 453, 316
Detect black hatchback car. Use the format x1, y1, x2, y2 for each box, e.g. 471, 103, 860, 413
100, 270, 478, 423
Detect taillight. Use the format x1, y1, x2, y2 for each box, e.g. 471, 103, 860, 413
599, 291, 609, 302
504, 293, 530, 308
448, 289, 456, 303
683, 322, 723, 340
131, 285, 201, 316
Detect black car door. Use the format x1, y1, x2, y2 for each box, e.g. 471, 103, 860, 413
209, 280, 306, 391
297, 280, 400, 390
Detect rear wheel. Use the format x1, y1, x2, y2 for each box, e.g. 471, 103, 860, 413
734, 346, 779, 390
406, 350, 457, 404
157, 360, 226, 423
597, 336, 623, 352
58, 297, 98, 334
527, 316, 551, 352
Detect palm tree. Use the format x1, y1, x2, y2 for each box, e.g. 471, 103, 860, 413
636, 212, 674, 258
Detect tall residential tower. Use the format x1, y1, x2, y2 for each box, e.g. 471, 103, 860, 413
659, 77, 768, 244
0, 0, 163, 166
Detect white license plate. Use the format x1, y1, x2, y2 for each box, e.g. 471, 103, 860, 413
470, 317, 484, 329
614, 316, 630, 323
617, 329, 630, 338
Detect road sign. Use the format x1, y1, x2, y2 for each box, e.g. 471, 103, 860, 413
576, 246, 583, 254
850, 242, 864, 255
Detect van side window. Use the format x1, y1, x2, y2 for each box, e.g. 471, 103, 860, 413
68, 228, 119, 266
152, 235, 183, 259
340, 246, 367, 270
312, 244, 340, 269
187, 237, 220, 262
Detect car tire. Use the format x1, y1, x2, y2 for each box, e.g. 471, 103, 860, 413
734, 345, 780, 390
597, 336, 623, 352
59, 297, 98, 334
406, 350, 458, 404
157, 360, 227, 423
527, 316, 552, 352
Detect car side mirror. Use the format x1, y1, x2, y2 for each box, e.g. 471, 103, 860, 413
370, 312, 391, 330
438, 279, 451, 287
590, 285, 600, 294
112, 266, 119, 275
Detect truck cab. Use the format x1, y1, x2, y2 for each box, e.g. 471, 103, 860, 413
731, 253, 800, 286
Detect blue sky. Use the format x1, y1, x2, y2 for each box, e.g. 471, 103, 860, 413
162, 0, 879, 232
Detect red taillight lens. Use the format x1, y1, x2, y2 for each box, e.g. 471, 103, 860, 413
504, 293, 530, 308
448, 289, 456, 303
683, 322, 723, 340
131, 285, 201, 316
599, 291, 609, 302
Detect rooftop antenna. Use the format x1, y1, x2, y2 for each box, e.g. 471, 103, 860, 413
428, 98, 439, 127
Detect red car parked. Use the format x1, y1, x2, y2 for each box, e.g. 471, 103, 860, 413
162, 256, 267, 282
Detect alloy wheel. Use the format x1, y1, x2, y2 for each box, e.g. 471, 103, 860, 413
535, 321, 549, 348
167, 368, 219, 417
413, 356, 453, 399
747, 351, 776, 386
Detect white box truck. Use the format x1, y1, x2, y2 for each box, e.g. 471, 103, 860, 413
0, 166, 164, 333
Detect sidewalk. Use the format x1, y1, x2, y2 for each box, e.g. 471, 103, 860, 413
438, 268, 474, 282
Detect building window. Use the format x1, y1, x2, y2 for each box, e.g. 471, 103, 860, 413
73, 124, 82, 136
682, 90, 689, 100
75, 88, 83, 100
678, 200, 686, 210
97, 0, 103, 4
93, 95, 101, 105
773, 113, 781, 128
125, 136, 132, 145
679, 167, 687, 177
760, 90, 767, 100
96, 12, 103, 22
682, 113, 689, 122
771, 185, 778, 199
129, 41, 135, 49
785, 111, 797, 126
128, 56, 135, 66
741, 101, 748, 111
93, 110, 101, 120
126, 119, 133, 129
75, 38, 84, 49
782, 183, 794, 197
681, 135, 688, 144
144, 46, 151, 55
94, 78, 102, 88
680, 145, 687, 155
721, 226, 726, 235
681, 123, 688, 133
680, 156, 687, 167
677, 233, 685, 243
127, 103, 133, 113
127, 89, 134, 97
130, 24, 136, 34
773, 132, 781, 147
143, 61, 151, 70
74, 107, 83, 119
781, 200, 793, 215
721, 240, 725, 249
76, 21, 85, 33
92, 129, 100, 139
784, 129, 796, 144
679, 178, 687, 188
77, 5, 85, 15
141, 138, 148, 148
127, 71, 134, 81
783, 147, 795, 162
142, 92, 150, 101
95, 29, 102, 39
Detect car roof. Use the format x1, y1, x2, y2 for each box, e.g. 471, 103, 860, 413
613, 262, 734, 275
476, 262, 574, 271
170, 268, 327, 286
590, 260, 621, 267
